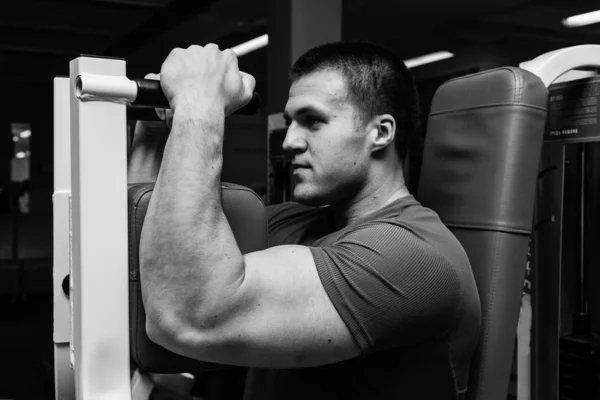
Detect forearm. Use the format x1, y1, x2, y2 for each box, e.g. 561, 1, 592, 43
140, 104, 245, 334
127, 123, 169, 184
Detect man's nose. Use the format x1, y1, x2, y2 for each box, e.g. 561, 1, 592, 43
281, 126, 307, 154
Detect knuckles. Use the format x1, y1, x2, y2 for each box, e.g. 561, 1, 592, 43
169, 47, 183, 57
203, 43, 220, 51
160, 43, 247, 110
222, 48, 237, 62
166, 44, 236, 66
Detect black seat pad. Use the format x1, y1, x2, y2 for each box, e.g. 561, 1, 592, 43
128, 182, 268, 373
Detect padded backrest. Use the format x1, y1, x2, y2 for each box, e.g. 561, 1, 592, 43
128, 182, 268, 373
417, 67, 547, 400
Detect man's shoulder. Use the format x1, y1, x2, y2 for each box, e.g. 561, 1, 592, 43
323, 196, 467, 270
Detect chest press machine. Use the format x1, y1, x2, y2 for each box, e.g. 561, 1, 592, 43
53, 46, 600, 399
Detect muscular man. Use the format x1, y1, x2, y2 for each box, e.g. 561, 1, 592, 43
128, 41, 481, 399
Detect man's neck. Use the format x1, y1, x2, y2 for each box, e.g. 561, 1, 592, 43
329, 170, 410, 231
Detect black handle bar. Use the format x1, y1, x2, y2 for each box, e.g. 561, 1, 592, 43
128, 79, 261, 121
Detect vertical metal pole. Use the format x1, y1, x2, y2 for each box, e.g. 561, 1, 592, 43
69, 56, 131, 399
578, 144, 587, 318
572, 143, 590, 336
53, 76, 76, 400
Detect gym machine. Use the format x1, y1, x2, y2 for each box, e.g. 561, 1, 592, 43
53, 46, 600, 399
529, 64, 600, 399
53, 55, 259, 400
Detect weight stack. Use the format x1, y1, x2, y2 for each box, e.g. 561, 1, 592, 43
559, 144, 600, 400
559, 332, 600, 399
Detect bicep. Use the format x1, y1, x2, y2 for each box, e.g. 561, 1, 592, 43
175, 245, 360, 368
165, 223, 461, 368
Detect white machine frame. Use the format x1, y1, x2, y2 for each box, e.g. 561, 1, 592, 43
53, 47, 600, 399
54, 55, 195, 400
54, 56, 131, 400
54, 75, 75, 400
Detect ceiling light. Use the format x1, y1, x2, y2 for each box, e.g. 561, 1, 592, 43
19, 129, 31, 139
563, 10, 600, 28
231, 34, 268, 57
404, 51, 455, 69
15, 152, 26, 159
227, 35, 454, 69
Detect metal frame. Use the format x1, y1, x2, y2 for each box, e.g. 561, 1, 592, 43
69, 55, 131, 399
75, 73, 138, 104
54, 55, 195, 400
519, 45, 600, 400
53, 56, 132, 399
53, 76, 75, 400
520, 44, 600, 88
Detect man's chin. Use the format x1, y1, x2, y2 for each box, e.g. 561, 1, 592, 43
293, 189, 328, 207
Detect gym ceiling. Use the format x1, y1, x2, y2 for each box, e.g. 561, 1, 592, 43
3, 0, 600, 87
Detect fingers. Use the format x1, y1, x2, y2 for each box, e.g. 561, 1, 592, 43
240, 71, 256, 102
143, 72, 169, 124
224, 71, 255, 116
164, 109, 174, 127
220, 47, 254, 111
203, 43, 220, 51
222, 48, 237, 62
144, 72, 160, 80
154, 108, 173, 127
160, 44, 254, 116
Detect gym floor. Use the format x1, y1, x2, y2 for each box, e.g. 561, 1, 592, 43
0, 292, 55, 399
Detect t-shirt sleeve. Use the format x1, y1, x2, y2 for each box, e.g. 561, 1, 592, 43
309, 221, 462, 355
266, 203, 295, 241
266, 203, 290, 225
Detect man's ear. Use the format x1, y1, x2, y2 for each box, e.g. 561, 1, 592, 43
369, 114, 396, 153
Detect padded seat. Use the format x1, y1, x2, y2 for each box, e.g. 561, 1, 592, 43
417, 67, 547, 400
128, 182, 268, 373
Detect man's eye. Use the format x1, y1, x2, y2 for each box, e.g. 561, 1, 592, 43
304, 117, 322, 128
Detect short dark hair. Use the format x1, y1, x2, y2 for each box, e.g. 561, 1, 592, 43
289, 41, 421, 162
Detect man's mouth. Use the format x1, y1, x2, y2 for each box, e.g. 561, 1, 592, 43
292, 163, 310, 169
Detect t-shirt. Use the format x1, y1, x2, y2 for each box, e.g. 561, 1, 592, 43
243, 195, 481, 400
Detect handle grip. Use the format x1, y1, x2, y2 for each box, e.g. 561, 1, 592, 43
129, 79, 261, 120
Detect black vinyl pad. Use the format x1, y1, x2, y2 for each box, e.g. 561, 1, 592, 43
417, 67, 547, 400
128, 182, 268, 373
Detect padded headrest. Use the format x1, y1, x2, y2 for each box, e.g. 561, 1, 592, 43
129, 182, 268, 373
420, 67, 547, 235
417, 67, 547, 400
431, 67, 547, 112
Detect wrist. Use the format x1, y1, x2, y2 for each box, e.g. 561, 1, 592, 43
170, 93, 225, 119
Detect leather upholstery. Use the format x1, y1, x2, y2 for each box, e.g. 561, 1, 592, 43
417, 67, 547, 400
128, 182, 268, 373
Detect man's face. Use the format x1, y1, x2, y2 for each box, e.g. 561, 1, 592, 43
283, 70, 371, 206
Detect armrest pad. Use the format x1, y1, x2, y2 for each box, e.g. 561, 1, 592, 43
128, 182, 268, 373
